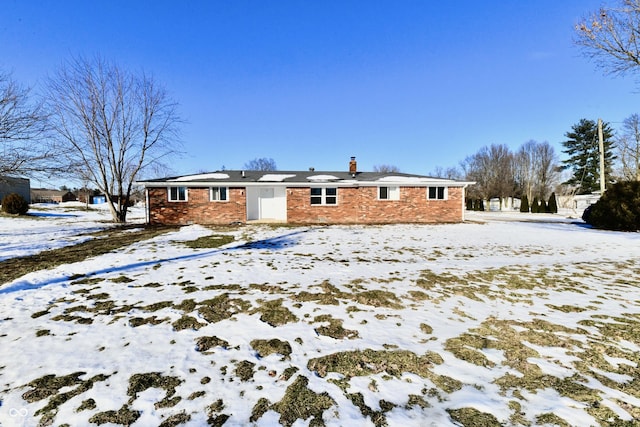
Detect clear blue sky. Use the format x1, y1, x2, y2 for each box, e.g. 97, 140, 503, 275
3, 0, 638, 181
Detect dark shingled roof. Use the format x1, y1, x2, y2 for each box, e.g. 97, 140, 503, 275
138, 170, 471, 186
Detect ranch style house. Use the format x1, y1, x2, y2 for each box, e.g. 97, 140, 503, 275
137, 158, 474, 226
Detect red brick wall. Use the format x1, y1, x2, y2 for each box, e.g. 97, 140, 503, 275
147, 186, 464, 225
286, 186, 463, 224
147, 187, 246, 225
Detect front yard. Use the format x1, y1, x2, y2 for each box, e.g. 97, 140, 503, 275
0, 209, 638, 426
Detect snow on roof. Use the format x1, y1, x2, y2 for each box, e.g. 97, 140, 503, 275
258, 174, 297, 182
376, 175, 443, 183
307, 174, 340, 181
171, 173, 230, 181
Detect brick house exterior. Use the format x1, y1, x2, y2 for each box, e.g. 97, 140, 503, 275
137, 161, 473, 226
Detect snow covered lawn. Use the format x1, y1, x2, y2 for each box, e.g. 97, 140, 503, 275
0, 208, 639, 426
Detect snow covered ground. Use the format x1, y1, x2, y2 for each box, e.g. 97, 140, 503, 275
0, 206, 638, 426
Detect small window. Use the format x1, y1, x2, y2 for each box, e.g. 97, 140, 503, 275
325, 187, 337, 205
210, 186, 228, 201
427, 186, 446, 200
168, 186, 187, 202
378, 186, 399, 200
310, 187, 338, 205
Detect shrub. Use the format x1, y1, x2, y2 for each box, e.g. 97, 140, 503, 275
1, 193, 29, 215
582, 181, 640, 231
520, 195, 529, 213
539, 198, 548, 213
531, 197, 539, 214
548, 192, 558, 214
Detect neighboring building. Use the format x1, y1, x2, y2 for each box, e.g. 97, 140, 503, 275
0, 176, 31, 204
31, 189, 77, 204
557, 193, 601, 216
137, 158, 474, 226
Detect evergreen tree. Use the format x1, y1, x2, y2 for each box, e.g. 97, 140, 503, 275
539, 198, 548, 213
548, 192, 558, 214
520, 195, 529, 213
561, 119, 615, 194
531, 197, 539, 213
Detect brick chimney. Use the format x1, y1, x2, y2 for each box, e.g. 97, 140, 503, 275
349, 156, 357, 176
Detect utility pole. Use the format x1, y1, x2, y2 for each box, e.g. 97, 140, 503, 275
598, 118, 606, 194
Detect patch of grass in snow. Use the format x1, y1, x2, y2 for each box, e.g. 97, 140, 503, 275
546, 303, 587, 313
535, 412, 571, 426
253, 298, 298, 327
128, 315, 168, 327
250, 338, 292, 360
22, 371, 110, 425
126, 372, 182, 409
109, 275, 134, 283
313, 315, 359, 340
172, 315, 206, 331
270, 375, 335, 427
347, 391, 394, 427
183, 233, 234, 249
89, 405, 141, 425
0, 225, 177, 285
447, 407, 501, 427
159, 411, 192, 427
353, 290, 403, 308
76, 398, 96, 412
235, 360, 256, 381
444, 333, 496, 368
307, 349, 442, 379
195, 336, 230, 352
205, 399, 230, 426
198, 293, 252, 323
293, 280, 343, 305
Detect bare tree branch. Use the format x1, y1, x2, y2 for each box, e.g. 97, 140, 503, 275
617, 113, 640, 180
0, 70, 56, 177
575, 0, 640, 76
243, 157, 277, 171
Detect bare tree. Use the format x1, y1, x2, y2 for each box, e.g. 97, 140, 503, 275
575, 0, 640, 76
244, 157, 277, 171
461, 144, 515, 207
0, 70, 52, 177
515, 140, 559, 201
617, 113, 640, 180
373, 164, 400, 173
45, 56, 181, 223
429, 165, 461, 179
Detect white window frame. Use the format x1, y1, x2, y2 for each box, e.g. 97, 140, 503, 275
210, 186, 229, 202
378, 186, 400, 200
427, 186, 447, 200
168, 186, 187, 202
310, 187, 338, 205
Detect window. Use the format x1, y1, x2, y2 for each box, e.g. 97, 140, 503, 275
168, 186, 187, 202
310, 187, 338, 205
427, 186, 446, 200
378, 186, 399, 200
210, 186, 228, 201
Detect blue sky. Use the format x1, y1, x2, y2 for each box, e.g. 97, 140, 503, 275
3, 0, 639, 180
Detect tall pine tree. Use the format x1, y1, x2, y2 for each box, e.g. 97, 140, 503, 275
561, 119, 615, 194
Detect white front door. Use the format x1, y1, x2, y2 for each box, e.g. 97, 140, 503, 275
246, 187, 287, 221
